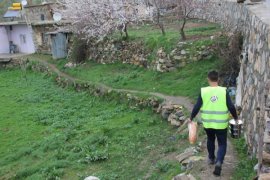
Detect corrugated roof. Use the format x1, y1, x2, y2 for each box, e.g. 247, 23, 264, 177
3, 10, 21, 18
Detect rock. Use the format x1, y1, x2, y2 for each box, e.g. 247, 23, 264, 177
263, 151, 270, 163
179, 116, 186, 121
201, 50, 210, 58
159, 58, 166, 63
168, 67, 177, 72
165, 62, 174, 67
161, 109, 171, 120
64, 62, 76, 68
175, 111, 184, 117
264, 132, 270, 143
254, 163, 259, 172
181, 156, 205, 165
181, 50, 187, 55
264, 143, 270, 153
173, 55, 183, 61
172, 173, 196, 180
261, 165, 270, 173
157, 63, 163, 72
175, 149, 194, 163
171, 119, 181, 126
84, 176, 100, 180
171, 49, 177, 56
157, 48, 166, 58
168, 114, 178, 122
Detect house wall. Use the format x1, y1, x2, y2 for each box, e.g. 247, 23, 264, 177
32, 25, 54, 54
24, 4, 54, 22
0, 26, 9, 53
7, 24, 35, 54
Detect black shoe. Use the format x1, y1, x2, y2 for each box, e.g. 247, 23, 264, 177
208, 158, 215, 165
213, 165, 222, 176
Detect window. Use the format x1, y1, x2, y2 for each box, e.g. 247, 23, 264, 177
20, 34, 26, 44
41, 14, 45, 21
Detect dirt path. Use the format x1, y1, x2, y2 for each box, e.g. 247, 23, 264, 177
191, 139, 237, 180
28, 57, 238, 180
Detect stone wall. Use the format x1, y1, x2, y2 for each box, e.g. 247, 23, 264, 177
198, 0, 270, 173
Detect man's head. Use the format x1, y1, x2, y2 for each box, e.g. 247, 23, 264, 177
208, 70, 219, 86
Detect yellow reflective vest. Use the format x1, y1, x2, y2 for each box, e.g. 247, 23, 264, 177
201, 86, 229, 129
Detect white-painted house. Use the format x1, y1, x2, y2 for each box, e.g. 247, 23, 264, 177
0, 21, 35, 54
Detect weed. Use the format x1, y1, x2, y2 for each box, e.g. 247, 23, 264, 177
232, 138, 257, 179
156, 160, 173, 173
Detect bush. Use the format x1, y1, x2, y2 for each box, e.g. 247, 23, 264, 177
68, 36, 88, 63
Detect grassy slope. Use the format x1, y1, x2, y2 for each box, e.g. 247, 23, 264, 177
117, 21, 220, 61
39, 21, 221, 100
51, 57, 219, 99
0, 68, 189, 180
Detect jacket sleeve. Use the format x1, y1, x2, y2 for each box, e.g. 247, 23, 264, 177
190, 93, 203, 120
226, 92, 238, 120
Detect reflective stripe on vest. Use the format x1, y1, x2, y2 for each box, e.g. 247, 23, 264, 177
201, 86, 229, 129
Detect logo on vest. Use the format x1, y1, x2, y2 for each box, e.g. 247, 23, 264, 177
210, 96, 218, 103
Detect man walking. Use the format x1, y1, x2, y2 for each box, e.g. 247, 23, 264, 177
189, 70, 238, 176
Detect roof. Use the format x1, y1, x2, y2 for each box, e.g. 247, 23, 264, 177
0, 21, 26, 26
46, 29, 72, 35
3, 10, 21, 18
31, 20, 71, 26
24, 2, 56, 8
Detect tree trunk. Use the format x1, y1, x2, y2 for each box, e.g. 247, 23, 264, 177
124, 23, 129, 39
156, 8, 165, 36
180, 18, 187, 41
159, 23, 166, 36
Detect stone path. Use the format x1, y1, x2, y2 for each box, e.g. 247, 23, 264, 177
28, 57, 238, 180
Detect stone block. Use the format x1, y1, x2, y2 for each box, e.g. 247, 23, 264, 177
175, 150, 194, 163
259, 173, 270, 180
263, 151, 270, 163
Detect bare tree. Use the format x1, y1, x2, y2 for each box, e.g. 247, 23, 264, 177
173, 0, 209, 40
152, 0, 166, 35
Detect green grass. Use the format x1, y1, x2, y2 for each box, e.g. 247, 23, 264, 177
0, 68, 189, 180
114, 21, 220, 61
232, 138, 257, 179
37, 54, 220, 100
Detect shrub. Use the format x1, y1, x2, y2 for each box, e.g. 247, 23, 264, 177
68, 36, 88, 63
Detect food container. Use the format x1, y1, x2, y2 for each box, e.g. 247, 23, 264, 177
229, 119, 243, 139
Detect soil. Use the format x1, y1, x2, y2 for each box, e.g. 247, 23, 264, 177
29, 57, 238, 180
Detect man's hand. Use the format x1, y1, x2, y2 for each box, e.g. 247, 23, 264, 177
187, 118, 192, 123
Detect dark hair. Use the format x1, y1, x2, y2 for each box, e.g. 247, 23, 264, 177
208, 70, 219, 82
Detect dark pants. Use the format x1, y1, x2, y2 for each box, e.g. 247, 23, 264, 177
204, 128, 227, 164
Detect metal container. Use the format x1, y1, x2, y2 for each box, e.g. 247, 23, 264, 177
229, 119, 243, 139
